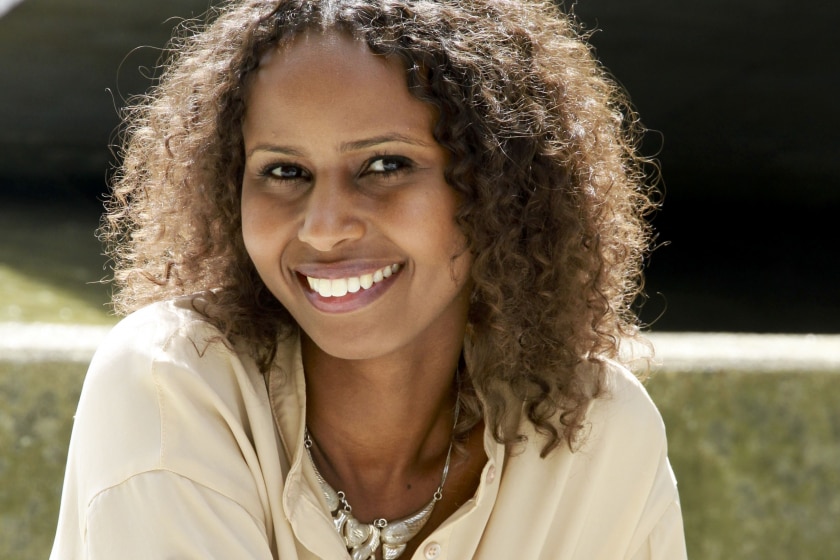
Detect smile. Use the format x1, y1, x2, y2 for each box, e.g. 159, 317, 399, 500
304, 264, 401, 298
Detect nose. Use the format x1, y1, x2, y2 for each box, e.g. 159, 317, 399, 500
297, 173, 365, 252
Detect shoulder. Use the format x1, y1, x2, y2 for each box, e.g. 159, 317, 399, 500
508, 359, 670, 475
494, 360, 683, 557
509, 358, 666, 462
80, 296, 218, 409
71, 297, 268, 501
84, 296, 253, 404
589, 358, 666, 443
91, 296, 222, 367
78, 297, 233, 427
54, 298, 283, 558
508, 358, 674, 506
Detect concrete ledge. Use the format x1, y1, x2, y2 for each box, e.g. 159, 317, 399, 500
1, 323, 839, 372
645, 332, 840, 373
0, 322, 110, 363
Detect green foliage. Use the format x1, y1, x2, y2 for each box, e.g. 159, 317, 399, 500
648, 370, 840, 559
0, 362, 86, 560
0, 203, 114, 325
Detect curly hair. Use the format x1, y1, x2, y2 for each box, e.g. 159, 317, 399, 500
105, 0, 657, 456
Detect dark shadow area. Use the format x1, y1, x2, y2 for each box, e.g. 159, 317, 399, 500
0, 0, 216, 198
0, 0, 214, 321
638, 168, 840, 332
572, 0, 840, 333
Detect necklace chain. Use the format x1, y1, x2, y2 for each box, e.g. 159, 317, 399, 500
304, 389, 460, 560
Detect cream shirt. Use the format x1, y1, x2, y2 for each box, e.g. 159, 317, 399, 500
51, 298, 686, 559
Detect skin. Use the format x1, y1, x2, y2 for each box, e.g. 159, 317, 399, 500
241, 31, 486, 554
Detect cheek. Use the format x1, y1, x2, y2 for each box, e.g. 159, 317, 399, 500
407, 197, 471, 282
240, 195, 263, 261
240, 190, 286, 267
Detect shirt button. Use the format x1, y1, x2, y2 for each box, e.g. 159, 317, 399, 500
486, 465, 496, 484
424, 542, 442, 559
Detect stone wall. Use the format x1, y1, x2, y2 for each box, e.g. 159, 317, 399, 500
3, 344, 839, 559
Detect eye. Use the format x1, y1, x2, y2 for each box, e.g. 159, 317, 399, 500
364, 156, 412, 176
264, 164, 310, 180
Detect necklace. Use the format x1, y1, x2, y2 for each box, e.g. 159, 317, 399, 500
304, 393, 460, 560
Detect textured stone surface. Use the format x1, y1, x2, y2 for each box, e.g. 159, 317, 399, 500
0, 323, 109, 362
0, 361, 86, 560
646, 333, 840, 373
649, 370, 840, 559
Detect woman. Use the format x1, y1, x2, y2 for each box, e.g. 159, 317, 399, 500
52, 0, 686, 558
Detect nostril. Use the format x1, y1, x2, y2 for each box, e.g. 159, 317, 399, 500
298, 216, 365, 252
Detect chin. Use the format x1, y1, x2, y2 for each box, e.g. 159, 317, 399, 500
301, 328, 389, 361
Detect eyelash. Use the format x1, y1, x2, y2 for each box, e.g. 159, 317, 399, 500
259, 163, 310, 181
361, 154, 413, 178
258, 154, 414, 182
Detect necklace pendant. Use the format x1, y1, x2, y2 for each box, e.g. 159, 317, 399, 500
382, 543, 407, 560
304, 385, 460, 560
344, 515, 372, 548
348, 524, 381, 560
380, 497, 435, 545
333, 508, 350, 533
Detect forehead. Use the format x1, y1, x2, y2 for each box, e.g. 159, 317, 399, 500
243, 31, 436, 143
252, 32, 403, 104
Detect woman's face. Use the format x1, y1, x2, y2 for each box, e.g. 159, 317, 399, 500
241, 31, 472, 361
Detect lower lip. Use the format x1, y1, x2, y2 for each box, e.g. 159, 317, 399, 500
299, 271, 401, 313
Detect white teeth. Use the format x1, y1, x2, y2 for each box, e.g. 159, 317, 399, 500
305, 264, 401, 298
317, 281, 331, 298
330, 278, 348, 297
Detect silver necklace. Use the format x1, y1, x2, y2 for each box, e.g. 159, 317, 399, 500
304, 395, 460, 560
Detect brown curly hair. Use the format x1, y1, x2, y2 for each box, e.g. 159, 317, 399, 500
105, 0, 657, 456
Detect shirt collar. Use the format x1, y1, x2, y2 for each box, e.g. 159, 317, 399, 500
266, 330, 506, 556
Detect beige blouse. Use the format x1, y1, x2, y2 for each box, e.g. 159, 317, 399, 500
51, 298, 686, 559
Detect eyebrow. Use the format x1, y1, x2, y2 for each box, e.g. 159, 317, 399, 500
246, 133, 432, 158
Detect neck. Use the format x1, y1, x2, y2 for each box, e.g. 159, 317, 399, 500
300, 332, 463, 514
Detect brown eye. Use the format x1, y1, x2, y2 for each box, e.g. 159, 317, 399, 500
365, 156, 411, 175
268, 164, 309, 179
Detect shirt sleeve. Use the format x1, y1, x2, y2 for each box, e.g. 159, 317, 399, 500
50, 301, 279, 559
84, 470, 274, 560
628, 498, 687, 560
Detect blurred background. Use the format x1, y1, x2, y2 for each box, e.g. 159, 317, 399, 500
574, 0, 840, 334
0, 0, 837, 331
1, 1, 838, 559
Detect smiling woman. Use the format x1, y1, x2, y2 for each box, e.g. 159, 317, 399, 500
51, 1, 686, 559
241, 32, 471, 361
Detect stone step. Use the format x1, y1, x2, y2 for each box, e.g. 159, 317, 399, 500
1, 322, 838, 372
0, 322, 110, 362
